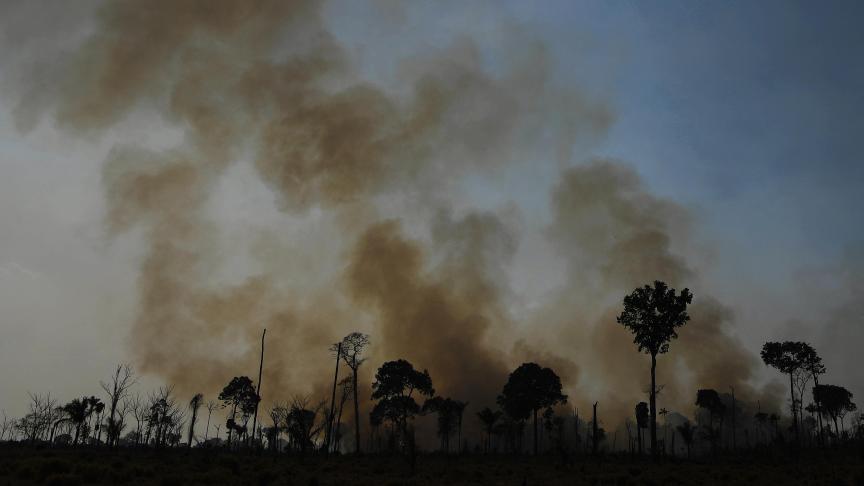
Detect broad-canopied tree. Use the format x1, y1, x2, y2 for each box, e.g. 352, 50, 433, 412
617, 280, 692, 459
370, 359, 434, 446
218, 377, 258, 448
497, 362, 567, 456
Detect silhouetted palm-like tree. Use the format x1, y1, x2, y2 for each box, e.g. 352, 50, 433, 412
617, 280, 692, 460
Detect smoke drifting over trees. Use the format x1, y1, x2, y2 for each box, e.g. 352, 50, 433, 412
3, 0, 784, 437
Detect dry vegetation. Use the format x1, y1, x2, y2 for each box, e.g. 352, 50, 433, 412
2, 445, 863, 486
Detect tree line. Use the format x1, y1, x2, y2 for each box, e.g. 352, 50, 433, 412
2, 281, 860, 462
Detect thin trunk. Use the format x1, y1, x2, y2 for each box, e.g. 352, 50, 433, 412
533, 408, 538, 455
592, 402, 598, 456
324, 342, 342, 453
353, 366, 360, 454
813, 374, 824, 444
789, 372, 799, 445
250, 328, 266, 448
650, 354, 657, 460
227, 402, 237, 448
204, 410, 211, 442
730, 387, 736, 451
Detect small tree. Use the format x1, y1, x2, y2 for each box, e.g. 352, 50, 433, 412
676, 421, 695, 459
617, 280, 692, 459
497, 362, 567, 456
696, 389, 725, 455
423, 396, 460, 453
218, 377, 258, 448
370, 359, 434, 448
635, 402, 649, 455
476, 407, 502, 453
814, 384, 856, 439
187, 393, 203, 449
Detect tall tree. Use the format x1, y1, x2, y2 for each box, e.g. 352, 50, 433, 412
324, 341, 342, 454
760, 341, 811, 444
800, 344, 827, 442
497, 362, 567, 455
370, 359, 435, 447
617, 280, 692, 459
100, 364, 135, 447
337, 332, 370, 453
187, 393, 203, 449
203, 400, 217, 443
250, 328, 266, 448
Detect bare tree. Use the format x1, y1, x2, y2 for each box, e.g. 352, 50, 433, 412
129, 393, 147, 447
204, 400, 218, 443
337, 332, 370, 453
100, 363, 136, 447
249, 328, 266, 448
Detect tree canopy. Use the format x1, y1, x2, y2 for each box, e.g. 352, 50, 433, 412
616, 280, 692, 356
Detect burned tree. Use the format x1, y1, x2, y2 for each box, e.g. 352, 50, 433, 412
336, 332, 370, 453
100, 364, 135, 447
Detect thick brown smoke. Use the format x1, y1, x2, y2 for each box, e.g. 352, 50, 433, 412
11, 0, 776, 443
537, 160, 773, 421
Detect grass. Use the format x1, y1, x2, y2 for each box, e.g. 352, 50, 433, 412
1, 444, 862, 485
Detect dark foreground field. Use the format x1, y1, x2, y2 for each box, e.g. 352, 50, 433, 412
2, 446, 863, 486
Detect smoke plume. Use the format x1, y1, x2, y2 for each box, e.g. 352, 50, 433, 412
9, 0, 778, 441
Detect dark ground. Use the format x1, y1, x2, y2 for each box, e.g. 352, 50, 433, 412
1, 445, 863, 486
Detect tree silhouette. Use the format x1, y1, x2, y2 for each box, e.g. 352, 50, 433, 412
370, 359, 434, 448
635, 401, 649, 456
336, 332, 370, 453
617, 280, 692, 459
61, 397, 92, 446
497, 362, 567, 456
423, 396, 460, 452
203, 400, 217, 443
187, 393, 203, 449
218, 377, 258, 448
285, 396, 325, 454
761, 341, 813, 445
813, 384, 856, 439
100, 364, 135, 448
676, 421, 695, 459
476, 407, 502, 453
696, 389, 725, 456
800, 344, 827, 442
